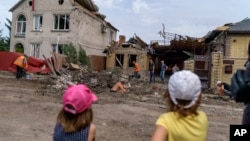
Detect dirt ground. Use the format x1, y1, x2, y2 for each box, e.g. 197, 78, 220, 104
0, 72, 245, 141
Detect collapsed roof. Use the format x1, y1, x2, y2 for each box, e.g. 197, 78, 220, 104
150, 32, 206, 55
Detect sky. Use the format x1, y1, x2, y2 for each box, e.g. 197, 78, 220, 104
1, 0, 250, 44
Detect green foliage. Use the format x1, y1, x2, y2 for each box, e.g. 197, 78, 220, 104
60, 43, 90, 66
78, 47, 89, 65
4, 18, 11, 48
61, 43, 77, 64
0, 18, 11, 51
15, 44, 24, 53
112, 67, 121, 75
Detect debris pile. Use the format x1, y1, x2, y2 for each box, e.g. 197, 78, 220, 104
37, 64, 129, 97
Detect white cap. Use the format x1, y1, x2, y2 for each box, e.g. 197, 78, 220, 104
216, 81, 222, 85
168, 70, 201, 108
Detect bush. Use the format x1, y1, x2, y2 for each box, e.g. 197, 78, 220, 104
62, 43, 77, 64
78, 47, 89, 66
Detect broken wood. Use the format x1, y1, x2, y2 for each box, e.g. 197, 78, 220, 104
42, 54, 57, 77
115, 56, 123, 67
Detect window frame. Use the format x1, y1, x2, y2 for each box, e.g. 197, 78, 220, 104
30, 43, 41, 58
115, 54, 124, 67
128, 54, 137, 67
52, 44, 65, 54
109, 31, 113, 43
33, 15, 43, 31
16, 15, 26, 36
53, 14, 70, 30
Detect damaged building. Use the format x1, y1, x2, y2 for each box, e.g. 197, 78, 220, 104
9, 0, 118, 71
105, 35, 150, 79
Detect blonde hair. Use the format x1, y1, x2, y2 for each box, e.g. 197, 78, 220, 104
164, 90, 201, 117
56, 108, 93, 132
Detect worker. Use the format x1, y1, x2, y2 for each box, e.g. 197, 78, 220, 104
13, 54, 29, 79
132, 60, 140, 78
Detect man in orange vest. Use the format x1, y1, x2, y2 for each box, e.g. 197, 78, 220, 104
132, 60, 140, 78
13, 54, 29, 79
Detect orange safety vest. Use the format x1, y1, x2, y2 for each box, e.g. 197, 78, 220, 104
14, 55, 28, 70
134, 63, 140, 72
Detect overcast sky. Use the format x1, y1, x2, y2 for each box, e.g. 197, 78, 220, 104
1, 0, 250, 44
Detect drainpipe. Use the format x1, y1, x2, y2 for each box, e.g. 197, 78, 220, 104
32, 0, 35, 11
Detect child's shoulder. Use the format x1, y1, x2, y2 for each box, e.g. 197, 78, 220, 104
197, 110, 208, 119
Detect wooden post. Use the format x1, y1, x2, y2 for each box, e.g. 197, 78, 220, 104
42, 54, 57, 77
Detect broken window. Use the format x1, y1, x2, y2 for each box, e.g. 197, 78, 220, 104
31, 43, 40, 58
33, 15, 43, 31
128, 54, 137, 67
16, 15, 26, 36
54, 14, 70, 30
115, 54, 124, 67
109, 31, 113, 43
52, 44, 64, 54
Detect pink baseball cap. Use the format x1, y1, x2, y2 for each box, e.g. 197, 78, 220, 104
63, 84, 98, 114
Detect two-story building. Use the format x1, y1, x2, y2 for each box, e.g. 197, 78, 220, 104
205, 18, 250, 87
9, 0, 118, 71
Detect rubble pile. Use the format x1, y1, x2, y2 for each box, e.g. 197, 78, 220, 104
36, 65, 125, 97
36, 64, 170, 106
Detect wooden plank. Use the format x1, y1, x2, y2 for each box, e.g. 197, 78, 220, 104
42, 54, 57, 77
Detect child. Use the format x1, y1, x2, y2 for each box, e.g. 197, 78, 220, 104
216, 81, 232, 99
150, 70, 208, 141
53, 84, 98, 141
110, 78, 129, 94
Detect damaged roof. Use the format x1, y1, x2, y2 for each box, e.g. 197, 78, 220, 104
204, 18, 250, 43
227, 18, 250, 33
9, 0, 118, 31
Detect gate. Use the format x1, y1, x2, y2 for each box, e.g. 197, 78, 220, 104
194, 55, 211, 88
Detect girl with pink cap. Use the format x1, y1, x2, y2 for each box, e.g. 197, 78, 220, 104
151, 70, 208, 141
53, 84, 98, 141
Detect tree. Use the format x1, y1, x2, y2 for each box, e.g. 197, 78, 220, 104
61, 43, 77, 64
4, 18, 12, 48
0, 27, 7, 51
0, 18, 11, 51
78, 47, 89, 66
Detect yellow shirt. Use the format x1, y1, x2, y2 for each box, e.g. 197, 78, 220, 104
156, 111, 208, 141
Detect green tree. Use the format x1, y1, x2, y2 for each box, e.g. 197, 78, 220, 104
61, 43, 77, 64
15, 44, 24, 53
0, 28, 7, 51
4, 18, 11, 48
78, 47, 89, 65
0, 18, 11, 51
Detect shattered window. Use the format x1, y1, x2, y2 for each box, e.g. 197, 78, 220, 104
16, 14, 26, 36
54, 14, 70, 30
31, 44, 40, 58
128, 54, 137, 67
33, 15, 43, 31
52, 44, 64, 54
115, 54, 124, 67
109, 31, 113, 43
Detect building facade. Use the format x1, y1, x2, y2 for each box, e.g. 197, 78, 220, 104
9, 0, 118, 71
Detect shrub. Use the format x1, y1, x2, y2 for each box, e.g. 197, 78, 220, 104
62, 43, 77, 64
78, 47, 89, 66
